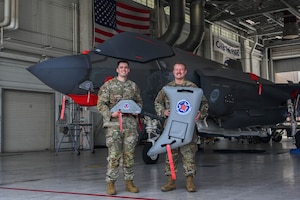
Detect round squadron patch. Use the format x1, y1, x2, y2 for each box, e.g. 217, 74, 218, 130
123, 102, 130, 110
176, 99, 191, 115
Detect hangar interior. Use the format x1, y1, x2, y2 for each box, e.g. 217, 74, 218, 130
1, 0, 300, 199
1, 0, 300, 153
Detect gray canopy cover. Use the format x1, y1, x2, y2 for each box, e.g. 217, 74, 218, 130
147, 86, 203, 156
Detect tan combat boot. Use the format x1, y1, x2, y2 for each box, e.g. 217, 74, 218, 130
186, 176, 196, 192
126, 180, 139, 193
161, 176, 176, 192
107, 182, 117, 195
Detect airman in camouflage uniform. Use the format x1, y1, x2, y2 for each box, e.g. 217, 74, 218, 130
97, 60, 143, 195
154, 62, 208, 192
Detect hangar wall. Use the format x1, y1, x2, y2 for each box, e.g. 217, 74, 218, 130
205, 24, 262, 75
0, 0, 77, 58
0, 0, 78, 152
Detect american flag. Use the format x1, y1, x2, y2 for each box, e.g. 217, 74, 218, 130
94, 0, 150, 46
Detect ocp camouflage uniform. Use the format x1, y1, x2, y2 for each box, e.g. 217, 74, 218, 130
154, 80, 208, 177
97, 77, 143, 183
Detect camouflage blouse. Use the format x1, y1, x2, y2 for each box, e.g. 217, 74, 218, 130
97, 77, 143, 122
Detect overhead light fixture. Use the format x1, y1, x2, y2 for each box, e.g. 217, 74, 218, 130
246, 19, 256, 25
282, 11, 299, 39
239, 21, 256, 32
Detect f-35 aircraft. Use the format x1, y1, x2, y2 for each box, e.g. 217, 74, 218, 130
28, 32, 300, 158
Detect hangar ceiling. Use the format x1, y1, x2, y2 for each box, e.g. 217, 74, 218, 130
181, 0, 300, 48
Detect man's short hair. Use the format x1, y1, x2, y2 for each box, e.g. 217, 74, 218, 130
174, 62, 186, 69
117, 60, 129, 66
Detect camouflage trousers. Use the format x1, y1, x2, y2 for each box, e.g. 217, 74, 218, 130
164, 131, 198, 177
105, 119, 139, 183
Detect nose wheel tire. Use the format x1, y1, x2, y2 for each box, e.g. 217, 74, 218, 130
142, 142, 159, 164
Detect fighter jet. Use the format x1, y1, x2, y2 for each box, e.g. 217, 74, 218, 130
28, 32, 300, 161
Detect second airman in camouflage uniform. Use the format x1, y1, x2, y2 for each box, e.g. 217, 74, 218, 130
97, 60, 143, 195
154, 62, 208, 192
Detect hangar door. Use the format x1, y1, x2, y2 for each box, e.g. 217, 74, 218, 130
3, 89, 54, 152
272, 45, 300, 83
272, 46, 300, 74
273, 57, 300, 73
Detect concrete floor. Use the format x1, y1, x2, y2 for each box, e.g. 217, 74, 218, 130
0, 137, 300, 200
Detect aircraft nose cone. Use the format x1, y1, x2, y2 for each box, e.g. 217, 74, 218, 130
27, 55, 89, 94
